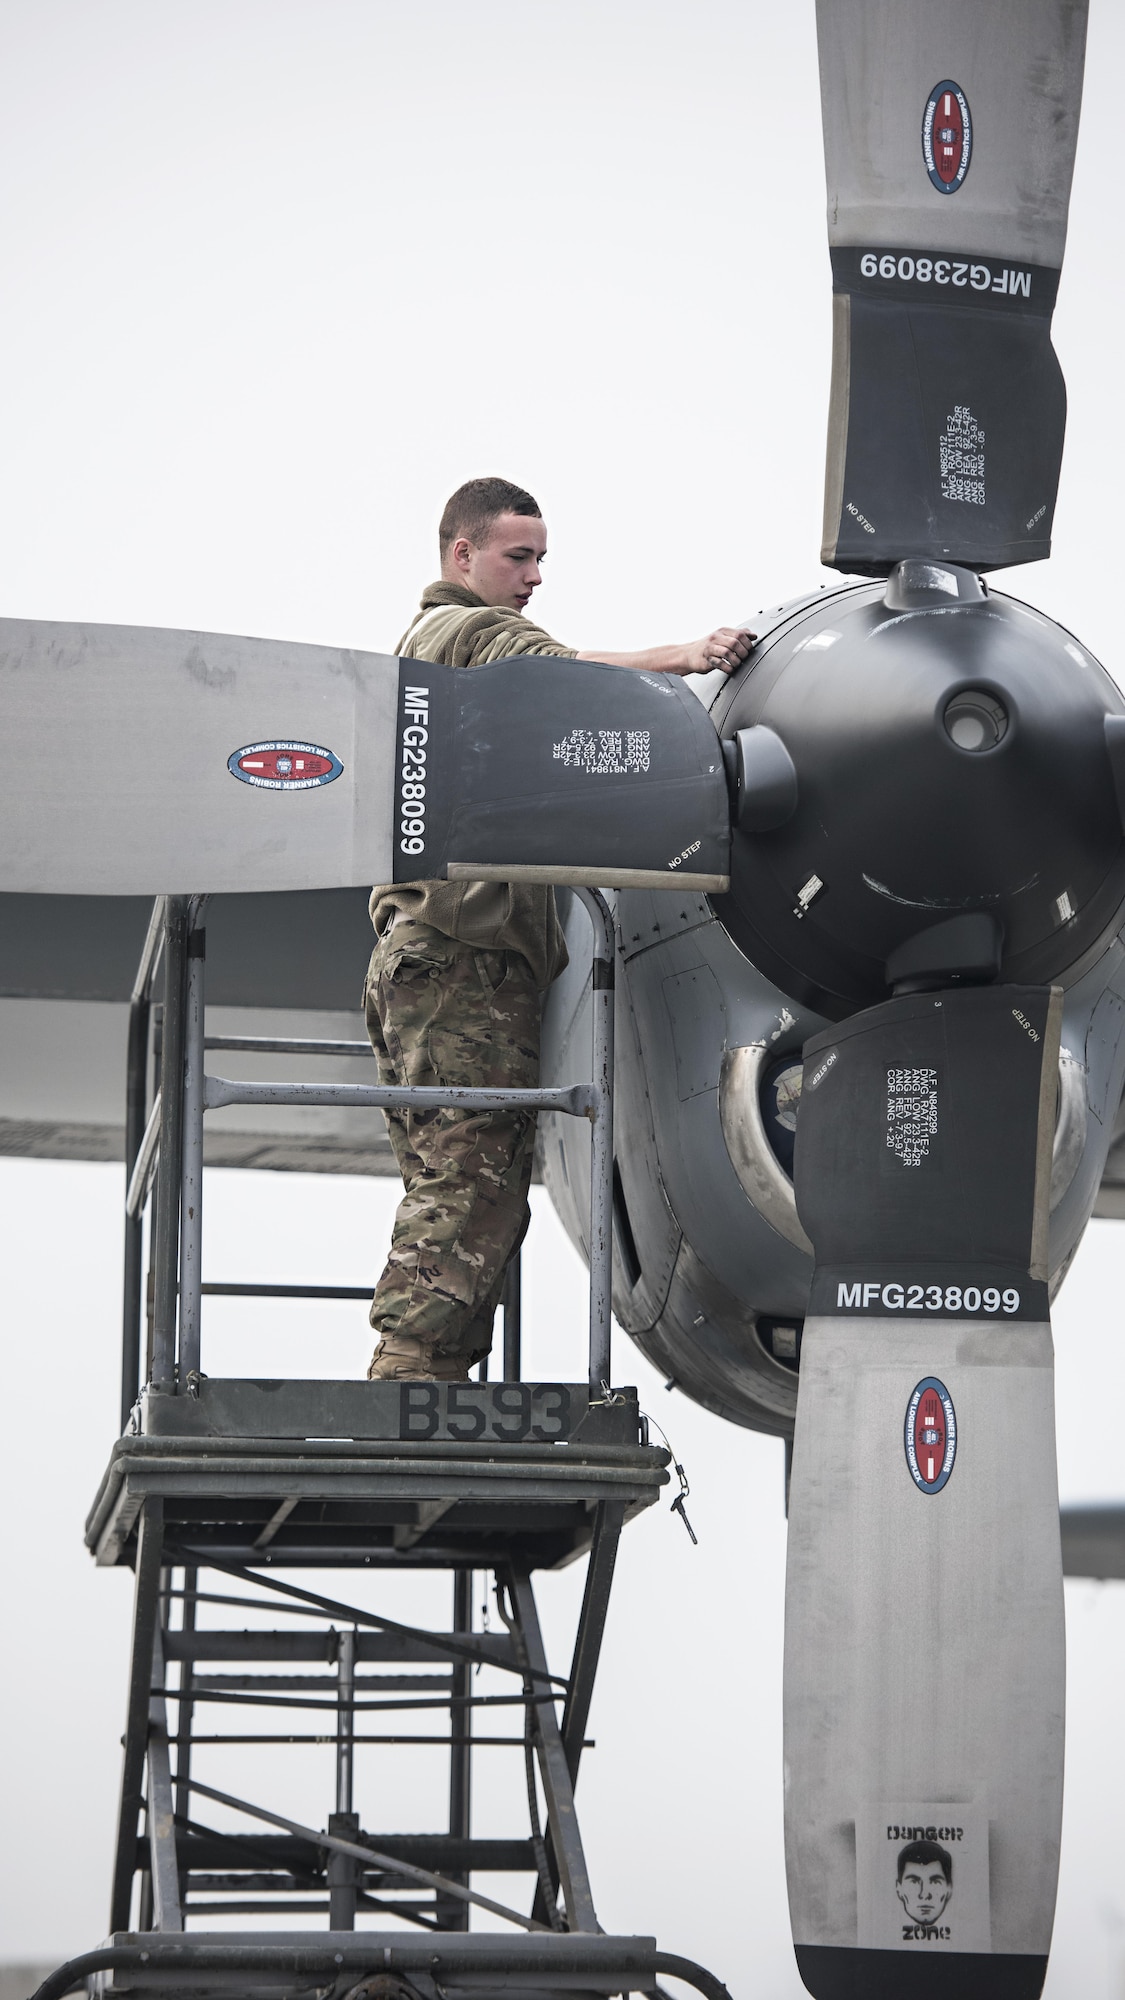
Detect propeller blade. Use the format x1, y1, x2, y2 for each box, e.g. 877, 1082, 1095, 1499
786, 984, 1064, 1999
390, 652, 729, 892
817, 0, 1089, 573
0, 619, 729, 894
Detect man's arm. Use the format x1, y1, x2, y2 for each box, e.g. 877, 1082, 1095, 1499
576, 625, 756, 677
445, 603, 756, 676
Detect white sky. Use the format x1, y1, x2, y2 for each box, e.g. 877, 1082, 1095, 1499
2, 1, 1125, 1993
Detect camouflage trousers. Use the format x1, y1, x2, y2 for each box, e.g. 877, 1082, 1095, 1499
364, 918, 540, 1365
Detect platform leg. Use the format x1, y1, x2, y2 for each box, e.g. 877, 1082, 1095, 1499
172, 1562, 197, 1905
326, 1814, 361, 1930
110, 1499, 165, 1932
328, 1628, 360, 1928
526, 1504, 623, 1929
437, 1570, 473, 1930
147, 1626, 183, 1930
563, 1498, 625, 1784
509, 1564, 598, 1934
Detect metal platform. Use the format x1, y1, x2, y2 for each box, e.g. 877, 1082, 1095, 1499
31, 891, 731, 2000
87, 1400, 666, 1572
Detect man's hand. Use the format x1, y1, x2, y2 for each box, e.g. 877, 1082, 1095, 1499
576, 625, 757, 677
683, 626, 757, 676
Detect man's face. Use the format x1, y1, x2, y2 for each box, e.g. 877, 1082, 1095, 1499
452, 512, 549, 613
896, 1859, 952, 1925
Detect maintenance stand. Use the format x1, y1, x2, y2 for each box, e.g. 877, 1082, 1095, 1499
34, 892, 730, 2000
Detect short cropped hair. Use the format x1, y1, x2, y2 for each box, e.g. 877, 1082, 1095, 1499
439, 477, 541, 559
897, 1840, 952, 1886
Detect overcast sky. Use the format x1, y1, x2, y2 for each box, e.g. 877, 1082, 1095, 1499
3, 2, 1125, 1994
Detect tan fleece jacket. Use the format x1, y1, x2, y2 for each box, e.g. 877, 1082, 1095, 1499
368, 583, 573, 988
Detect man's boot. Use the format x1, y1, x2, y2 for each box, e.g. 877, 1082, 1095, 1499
367, 1332, 469, 1383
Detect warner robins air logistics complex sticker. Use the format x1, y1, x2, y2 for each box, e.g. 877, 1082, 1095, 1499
227, 741, 343, 790
922, 81, 972, 193
857, 1804, 991, 1952
905, 1377, 957, 1494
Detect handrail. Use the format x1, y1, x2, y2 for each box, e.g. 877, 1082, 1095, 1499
125, 1092, 162, 1220
204, 1034, 373, 1056
151, 899, 189, 1391
202, 1078, 596, 1114
130, 895, 168, 1007
653, 1951, 734, 2000
126, 1071, 543, 1218
120, 896, 168, 1428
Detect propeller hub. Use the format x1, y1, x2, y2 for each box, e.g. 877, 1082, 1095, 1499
710, 565, 1125, 1018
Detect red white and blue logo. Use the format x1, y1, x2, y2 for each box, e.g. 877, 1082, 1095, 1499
922, 80, 972, 193
227, 740, 343, 790
905, 1376, 957, 1493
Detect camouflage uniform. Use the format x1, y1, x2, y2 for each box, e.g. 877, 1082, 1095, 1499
365, 917, 542, 1375
366, 582, 570, 1380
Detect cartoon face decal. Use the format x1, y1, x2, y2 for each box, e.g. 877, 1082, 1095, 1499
896, 1840, 954, 1925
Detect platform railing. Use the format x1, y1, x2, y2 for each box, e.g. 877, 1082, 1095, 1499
120, 896, 168, 1429
121, 887, 615, 1421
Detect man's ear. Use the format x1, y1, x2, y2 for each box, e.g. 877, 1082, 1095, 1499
450, 535, 474, 577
